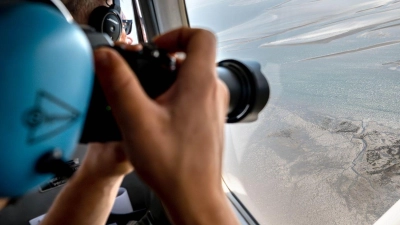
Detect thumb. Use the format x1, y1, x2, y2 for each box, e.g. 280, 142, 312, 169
94, 47, 153, 133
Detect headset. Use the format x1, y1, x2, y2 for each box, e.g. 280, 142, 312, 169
0, 0, 93, 197
88, 0, 123, 41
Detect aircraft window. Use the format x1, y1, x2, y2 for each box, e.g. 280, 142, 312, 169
186, 1, 400, 224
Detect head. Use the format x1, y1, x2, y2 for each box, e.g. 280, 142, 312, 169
61, 0, 107, 24
62, 0, 132, 44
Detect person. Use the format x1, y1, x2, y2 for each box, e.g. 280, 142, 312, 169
42, 28, 239, 224
34, 0, 239, 223
38, 28, 240, 225
90, 29, 239, 224
61, 0, 133, 44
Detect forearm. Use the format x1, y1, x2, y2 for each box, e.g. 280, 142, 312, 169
162, 187, 240, 225
41, 171, 124, 225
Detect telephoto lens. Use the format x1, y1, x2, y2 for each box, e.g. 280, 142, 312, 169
80, 29, 270, 142
217, 60, 270, 123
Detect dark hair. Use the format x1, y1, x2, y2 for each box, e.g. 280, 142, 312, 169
61, 0, 110, 24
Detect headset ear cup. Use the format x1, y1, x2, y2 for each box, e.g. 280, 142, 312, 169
88, 6, 122, 41
88, 6, 109, 33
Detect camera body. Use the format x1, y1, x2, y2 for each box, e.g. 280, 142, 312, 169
80, 43, 177, 142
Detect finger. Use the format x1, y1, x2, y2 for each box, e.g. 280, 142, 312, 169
170, 53, 185, 71
154, 28, 217, 84
153, 28, 215, 54
217, 79, 230, 116
94, 47, 153, 133
114, 43, 143, 51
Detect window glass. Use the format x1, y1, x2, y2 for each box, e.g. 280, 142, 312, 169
186, 1, 400, 224
121, 0, 138, 44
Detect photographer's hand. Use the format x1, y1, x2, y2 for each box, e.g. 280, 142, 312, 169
40, 43, 141, 225
41, 143, 133, 225
94, 27, 239, 225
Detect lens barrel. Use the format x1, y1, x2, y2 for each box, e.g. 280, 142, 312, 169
217, 60, 270, 123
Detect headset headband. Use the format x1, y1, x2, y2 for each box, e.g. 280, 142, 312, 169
29, 0, 74, 22
112, 0, 121, 14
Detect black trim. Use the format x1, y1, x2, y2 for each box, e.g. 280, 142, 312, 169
182, 0, 190, 27
223, 179, 259, 225
132, 0, 160, 42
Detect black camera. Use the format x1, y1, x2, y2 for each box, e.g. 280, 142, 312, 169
80, 28, 270, 143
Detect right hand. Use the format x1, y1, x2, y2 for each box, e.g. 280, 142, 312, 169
94, 28, 237, 224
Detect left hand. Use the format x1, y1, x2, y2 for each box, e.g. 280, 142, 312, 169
40, 142, 133, 225
79, 142, 134, 179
